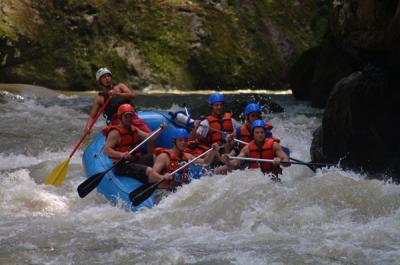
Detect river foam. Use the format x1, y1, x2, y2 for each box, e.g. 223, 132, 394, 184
0, 89, 399, 264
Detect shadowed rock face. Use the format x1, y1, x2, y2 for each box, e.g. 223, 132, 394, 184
290, 0, 400, 107
291, 0, 400, 180
311, 65, 400, 181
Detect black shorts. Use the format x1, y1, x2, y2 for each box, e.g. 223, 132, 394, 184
114, 154, 154, 183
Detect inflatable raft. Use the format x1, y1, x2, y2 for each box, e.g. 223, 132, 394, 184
82, 110, 289, 211
82, 111, 204, 211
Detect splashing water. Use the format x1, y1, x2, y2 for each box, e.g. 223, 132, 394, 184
0, 88, 399, 265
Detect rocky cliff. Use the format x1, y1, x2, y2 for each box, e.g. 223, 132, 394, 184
0, 0, 327, 90
290, 0, 400, 181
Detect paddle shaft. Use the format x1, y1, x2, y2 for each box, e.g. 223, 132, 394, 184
130, 147, 215, 203
69, 96, 112, 158
229, 156, 334, 167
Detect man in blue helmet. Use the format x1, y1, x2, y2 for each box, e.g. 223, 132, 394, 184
223, 119, 289, 176
189, 93, 236, 155
236, 103, 277, 149
153, 128, 219, 189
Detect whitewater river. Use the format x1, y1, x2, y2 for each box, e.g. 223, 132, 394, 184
0, 86, 399, 265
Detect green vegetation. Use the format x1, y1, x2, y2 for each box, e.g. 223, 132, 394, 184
0, 0, 328, 90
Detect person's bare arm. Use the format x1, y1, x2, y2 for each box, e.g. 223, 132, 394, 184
85, 96, 103, 133
111, 83, 135, 99
223, 130, 237, 154
147, 153, 173, 183
272, 142, 290, 166
103, 130, 126, 160
136, 127, 150, 141
152, 153, 169, 174
222, 144, 248, 169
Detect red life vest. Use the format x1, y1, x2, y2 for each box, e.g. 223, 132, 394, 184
206, 113, 234, 145
184, 140, 209, 156
155, 148, 190, 189
238, 124, 252, 144
247, 138, 282, 175
237, 123, 280, 149
102, 125, 141, 157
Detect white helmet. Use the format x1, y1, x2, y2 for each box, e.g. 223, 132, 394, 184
95, 67, 112, 81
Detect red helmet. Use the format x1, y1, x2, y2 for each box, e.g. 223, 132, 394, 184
117, 104, 135, 117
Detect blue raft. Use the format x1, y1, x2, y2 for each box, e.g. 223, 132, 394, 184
82, 111, 204, 211
82, 110, 290, 211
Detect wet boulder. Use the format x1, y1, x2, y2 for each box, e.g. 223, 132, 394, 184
311, 64, 400, 181
289, 0, 400, 108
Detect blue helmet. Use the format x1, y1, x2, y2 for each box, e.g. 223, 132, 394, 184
208, 93, 225, 105
244, 103, 261, 116
251, 119, 266, 132
172, 128, 189, 141
265, 129, 272, 138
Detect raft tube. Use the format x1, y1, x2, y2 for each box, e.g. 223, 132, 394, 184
82, 110, 289, 211
82, 111, 205, 212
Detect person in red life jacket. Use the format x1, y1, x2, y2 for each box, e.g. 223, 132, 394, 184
103, 104, 171, 183
188, 93, 236, 156
85, 67, 151, 133
184, 140, 210, 157
236, 103, 278, 149
223, 119, 289, 176
153, 128, 219, 190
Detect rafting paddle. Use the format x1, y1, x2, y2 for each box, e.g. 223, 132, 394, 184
289, 157, 317, 172
129, 147, 215, 206
44, 96, 113, 187
228, 156, 335, 168
77, 126, 163, 198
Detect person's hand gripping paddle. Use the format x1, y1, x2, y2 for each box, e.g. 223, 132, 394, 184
129, 148, 215, 206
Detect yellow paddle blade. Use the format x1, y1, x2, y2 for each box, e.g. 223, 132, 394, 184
43, 158, 71, 187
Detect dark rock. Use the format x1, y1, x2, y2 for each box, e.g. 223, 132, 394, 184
289, 37, 363, 107
310, 64, 400, 181
289, 46, 320, 100
291, 0, 400, 180
290, 0, 400, 108
310, 126, 326, 163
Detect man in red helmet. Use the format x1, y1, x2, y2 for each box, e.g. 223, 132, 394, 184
85, 67, 151, 134
103, 104, 171, 183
